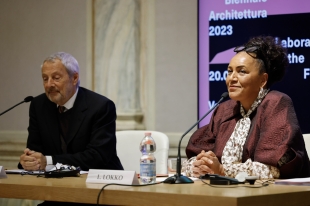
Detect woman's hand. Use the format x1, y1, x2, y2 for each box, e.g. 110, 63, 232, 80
192, 150, 224, 178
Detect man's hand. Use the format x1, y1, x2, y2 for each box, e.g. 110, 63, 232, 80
20, 148, 47, 171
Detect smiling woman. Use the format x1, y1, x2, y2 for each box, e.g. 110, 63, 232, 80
183, 36, 310, 180
226, 51, 268, 112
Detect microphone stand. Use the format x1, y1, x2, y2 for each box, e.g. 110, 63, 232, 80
0, 96, 34, 116
164, 92, 228, 184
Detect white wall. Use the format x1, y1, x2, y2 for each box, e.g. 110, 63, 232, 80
0, 0, 89, 131
155, 0, 197, 132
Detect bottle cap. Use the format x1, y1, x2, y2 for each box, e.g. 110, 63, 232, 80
145, 132, 152, 136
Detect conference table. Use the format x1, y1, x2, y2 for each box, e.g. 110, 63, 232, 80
1, 174, 310, 205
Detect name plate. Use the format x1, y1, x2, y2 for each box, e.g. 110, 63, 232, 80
86, 169, 139, 185
0, 166, 7, 179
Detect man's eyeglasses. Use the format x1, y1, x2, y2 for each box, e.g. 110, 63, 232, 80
21, 170, 45, 177
20, 164, 80, 178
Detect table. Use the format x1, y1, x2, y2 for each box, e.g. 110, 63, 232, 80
1, 174, 310, 205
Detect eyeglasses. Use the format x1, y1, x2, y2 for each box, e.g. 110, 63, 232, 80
21, 169, 45, 177
44, 164, 80, 178
20, 164, 80, 178
234, 46, 260, 58
234, 45, 268, 70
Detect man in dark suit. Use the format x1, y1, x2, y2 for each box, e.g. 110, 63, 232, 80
19, 52, 123, 171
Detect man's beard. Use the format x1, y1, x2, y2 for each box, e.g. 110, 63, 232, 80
47, 91, 63, 104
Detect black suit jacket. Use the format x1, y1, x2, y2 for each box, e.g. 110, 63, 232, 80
19, 87, 123, 171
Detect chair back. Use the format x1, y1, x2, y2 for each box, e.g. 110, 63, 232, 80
116, 130, 169, 174
303, 133, 310, 157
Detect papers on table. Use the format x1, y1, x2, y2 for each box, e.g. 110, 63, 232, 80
5, 168, 88, 175
5, 163, 89, 176
275, 178, 310, 186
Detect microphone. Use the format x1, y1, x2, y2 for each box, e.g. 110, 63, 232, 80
0, 96, 34, 116
164, 92, 229, 184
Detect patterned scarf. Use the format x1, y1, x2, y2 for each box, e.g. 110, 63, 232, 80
221, 88, 269, 166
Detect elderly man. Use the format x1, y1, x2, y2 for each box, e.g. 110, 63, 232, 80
19, 52, 123, 172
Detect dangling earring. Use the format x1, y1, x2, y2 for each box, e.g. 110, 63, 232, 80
258, 87, 264, 99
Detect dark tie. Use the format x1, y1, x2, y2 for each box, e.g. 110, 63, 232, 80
58, 106, 66, 113
58, 106, 68, 153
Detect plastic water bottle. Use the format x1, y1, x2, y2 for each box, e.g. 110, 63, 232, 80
140, 132, 156, 184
